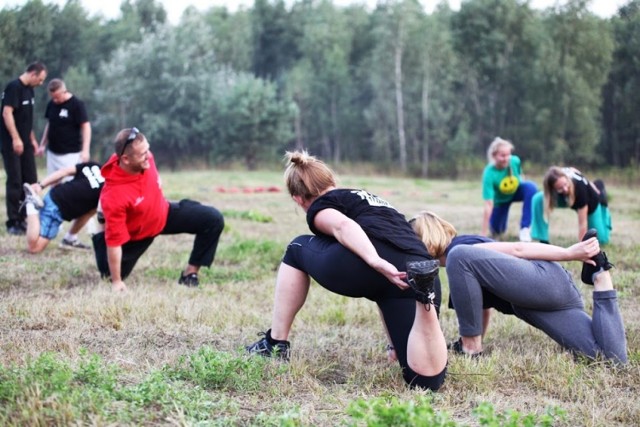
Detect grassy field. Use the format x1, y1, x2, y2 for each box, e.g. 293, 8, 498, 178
1, 167, 639, 426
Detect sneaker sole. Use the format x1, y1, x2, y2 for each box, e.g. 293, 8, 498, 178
58, 242, 91, 250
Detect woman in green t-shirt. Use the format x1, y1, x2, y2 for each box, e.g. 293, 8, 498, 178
481, 137, 538, 242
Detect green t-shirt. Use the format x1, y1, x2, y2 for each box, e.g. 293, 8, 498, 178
482, 155, 522, 204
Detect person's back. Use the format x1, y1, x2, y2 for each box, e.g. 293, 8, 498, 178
50, 162, 104, 221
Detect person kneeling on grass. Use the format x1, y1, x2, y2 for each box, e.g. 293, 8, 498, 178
530, 166, 611, 244
411, 211, 627, 364
21, 161, 104, 253
92, 127, 225, 292
245, 150, 447, 391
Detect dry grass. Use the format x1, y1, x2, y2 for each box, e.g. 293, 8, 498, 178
1, 167, 639, 426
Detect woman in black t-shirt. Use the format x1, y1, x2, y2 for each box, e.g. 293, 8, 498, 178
530, 166, 612, 244
245, 151, 447, 391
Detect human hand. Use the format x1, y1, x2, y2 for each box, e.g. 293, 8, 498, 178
12, 138, 24, 155
568, 237, 600, 264
111, 280, 128, 292
35, 145, 45, 156
370, 258, 408, 289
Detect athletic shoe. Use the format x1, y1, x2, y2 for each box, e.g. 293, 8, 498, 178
448, 337, 483, 358
59, 238, 91, 250
580, 228, 614, 285
406, 259, 440, 306
7, 225, 25, 236
178, 272, 199, 287
22, 183, 44, 210
246, 330, 290, 360
519, 227, 532, 242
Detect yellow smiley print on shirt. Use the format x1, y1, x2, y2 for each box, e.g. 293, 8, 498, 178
499, 175, 519, 195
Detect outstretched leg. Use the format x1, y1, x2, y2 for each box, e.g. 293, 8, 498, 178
591, 271, 627, 363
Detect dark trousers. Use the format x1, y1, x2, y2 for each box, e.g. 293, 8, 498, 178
93, 199, 224, 280
1, 144, 37, 228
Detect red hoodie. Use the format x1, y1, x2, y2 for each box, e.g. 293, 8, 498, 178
100, 152, 169, 246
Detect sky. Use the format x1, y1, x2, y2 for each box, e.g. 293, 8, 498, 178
0, 0, 628, 23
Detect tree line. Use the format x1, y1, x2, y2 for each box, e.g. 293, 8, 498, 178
1, 0, 639, 175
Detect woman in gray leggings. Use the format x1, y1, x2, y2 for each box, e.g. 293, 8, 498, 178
411, 211, 627, 363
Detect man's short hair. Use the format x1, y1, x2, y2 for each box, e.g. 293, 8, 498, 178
26, 61, 47, 74
47, 78, 65, 93
114, 127, 145, 156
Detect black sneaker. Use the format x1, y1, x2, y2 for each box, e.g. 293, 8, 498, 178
178, 272, 199, 287
580, 228, 614, 285
448, 337, 483, 358
406, 259, 440, 306
246, 329, 290, 360
7, 224, 25, 236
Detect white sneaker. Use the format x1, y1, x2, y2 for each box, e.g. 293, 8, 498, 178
59, 238, 91, 250
519, 227, 532, 242
22, 183, 44, 209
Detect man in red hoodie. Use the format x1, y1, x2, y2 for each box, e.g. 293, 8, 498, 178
92, 127, 224, 292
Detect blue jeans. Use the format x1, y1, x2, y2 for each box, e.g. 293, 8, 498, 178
490, 180, 537, 234
39, 192, 64, 240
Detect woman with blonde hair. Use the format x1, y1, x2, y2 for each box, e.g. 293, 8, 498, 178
530, 166, 611, 244
410, 211, 625, 363
245, 151, 448, 391
481, 137, 538, 241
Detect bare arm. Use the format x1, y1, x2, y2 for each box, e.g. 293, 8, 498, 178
313, 208, 408, 289
30, 130, 38, 151
80, 121, 91, 162
107, 245, 127, 291
576, 205, 588, 241
2, 105, 23, 155
482, 199, 493, 236
38, 122, 49, 155
33, 165, 77, 191
474, 238, 599, 264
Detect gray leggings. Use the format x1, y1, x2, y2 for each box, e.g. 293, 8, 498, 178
446, 245, 627, 363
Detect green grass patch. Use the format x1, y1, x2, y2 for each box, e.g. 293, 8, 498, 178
222, 209, 274, 223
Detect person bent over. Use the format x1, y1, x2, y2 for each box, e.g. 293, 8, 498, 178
22, 161, 104, 253
245, 150, 447, 391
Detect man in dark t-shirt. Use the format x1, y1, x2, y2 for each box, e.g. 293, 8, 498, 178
21, 161, 104, 253
1, 62, 47, 235
38, 78, 91, 176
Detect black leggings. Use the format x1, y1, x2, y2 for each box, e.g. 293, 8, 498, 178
282, 234, 446, 391
2, 144, 37, 227
93, 199, 224, 279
